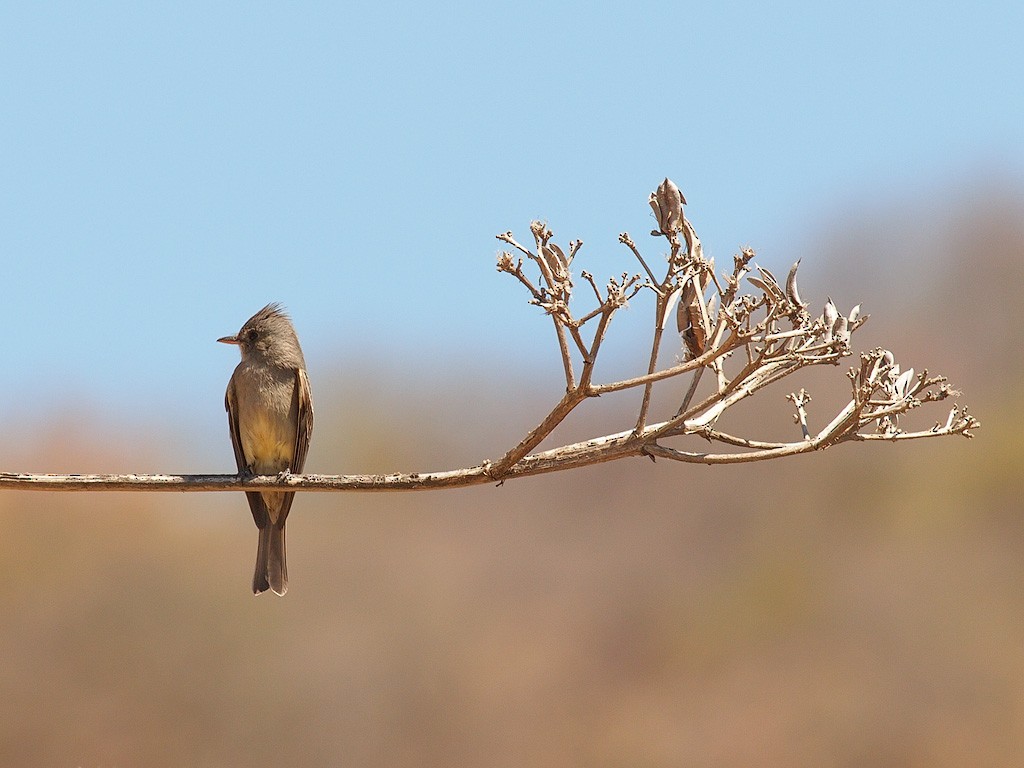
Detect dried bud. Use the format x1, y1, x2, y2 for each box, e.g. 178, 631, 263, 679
649, 178, 686, 235
496, 252, 515, 272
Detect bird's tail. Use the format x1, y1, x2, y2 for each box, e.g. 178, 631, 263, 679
253, 523, 288, 596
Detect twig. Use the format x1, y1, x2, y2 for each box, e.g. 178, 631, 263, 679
552, 315, 576, 390
619, 232, 660, 286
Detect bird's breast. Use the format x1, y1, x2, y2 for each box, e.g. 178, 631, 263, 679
233, 365, 298, 474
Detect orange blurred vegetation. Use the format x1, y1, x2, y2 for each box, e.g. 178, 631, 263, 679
1, 183, 1022, 767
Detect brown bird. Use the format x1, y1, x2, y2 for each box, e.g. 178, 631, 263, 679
218, 304, 314, 596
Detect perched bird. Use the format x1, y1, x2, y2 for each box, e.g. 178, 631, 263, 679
218, 304, 314, 596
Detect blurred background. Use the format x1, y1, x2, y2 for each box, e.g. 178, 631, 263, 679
1, 2, 1022, 765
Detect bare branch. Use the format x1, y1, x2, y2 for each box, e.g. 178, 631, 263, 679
3, 178, 977, 495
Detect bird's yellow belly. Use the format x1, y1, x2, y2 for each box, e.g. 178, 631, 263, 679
241, 411, 296, 474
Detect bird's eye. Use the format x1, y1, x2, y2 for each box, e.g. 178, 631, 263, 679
245, 328, 259, 342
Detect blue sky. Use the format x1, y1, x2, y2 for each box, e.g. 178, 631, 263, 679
1, 1, 1021, 444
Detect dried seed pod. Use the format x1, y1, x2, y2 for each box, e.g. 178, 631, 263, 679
822, 297, 838, 341
677, 281, 695, 335
541, 243, 570, 284
649, 177, 686, 235
832, 316, 850, 345
894, 368, 916, 399
677, 274, 712, 358
757, 265, 780, 286
823, 297, 838, 327
785, 260, 806, 308
681, 327, 703, 359
664, 284, 684, 331
749, 268, 786, 303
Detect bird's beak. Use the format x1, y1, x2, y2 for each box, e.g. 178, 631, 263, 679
217, 335, 240, 345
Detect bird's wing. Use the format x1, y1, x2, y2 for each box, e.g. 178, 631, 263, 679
226, 376, 270, 529
291, 367, 314, 474
269, 368, 313, 528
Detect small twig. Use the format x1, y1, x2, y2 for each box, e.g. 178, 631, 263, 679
619, 232, 661, 287
634, 294, 670, 434
675, 367, 705, 418
496, 232, 535, 261
552, 315, 576, 391
700, 429, 789, 450
644, 440, 819, 465
787, 388, 812, 440
588, 330, 740, 396
566, 323, 591, 360
581, 271, 603, 304
573, 303, 609, 327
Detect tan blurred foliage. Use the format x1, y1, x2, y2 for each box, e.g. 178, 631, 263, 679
0, 183, 1022, 767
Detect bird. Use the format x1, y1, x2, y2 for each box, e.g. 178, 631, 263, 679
218, 303, 314, 596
